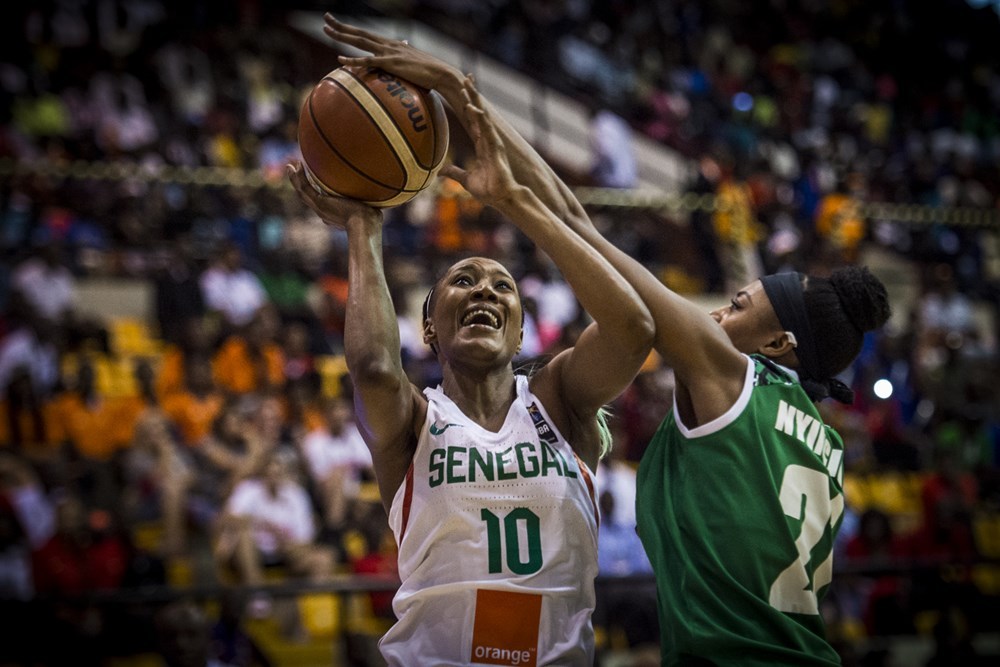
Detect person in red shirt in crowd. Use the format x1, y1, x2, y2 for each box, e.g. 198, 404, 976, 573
32, 494, 129, 594
843, 508, 913, 635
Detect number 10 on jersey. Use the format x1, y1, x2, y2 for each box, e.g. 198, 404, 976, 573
481, 508, 543, 575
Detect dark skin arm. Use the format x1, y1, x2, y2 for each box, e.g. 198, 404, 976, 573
288, 164, 425, 514
323, 16, 654, 470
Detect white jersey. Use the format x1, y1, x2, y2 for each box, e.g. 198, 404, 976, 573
382, 375, 599, 666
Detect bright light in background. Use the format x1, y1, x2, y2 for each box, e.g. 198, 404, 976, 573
965, 0, 1000, 16
732, 92, 754, 112
873, 378, 893, 399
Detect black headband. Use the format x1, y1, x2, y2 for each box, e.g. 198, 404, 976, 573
760, 272, 854, 404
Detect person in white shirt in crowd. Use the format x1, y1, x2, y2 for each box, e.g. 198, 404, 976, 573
12, 243, 75, 327
518, 257, 580, 350
589, 108, 638, 189
595, 420, 639, 529
298, 396, 373, 532
199, 242, 267, 331
213, 449, 333, 586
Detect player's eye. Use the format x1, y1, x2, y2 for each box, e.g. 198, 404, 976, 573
495, 280, 513, 291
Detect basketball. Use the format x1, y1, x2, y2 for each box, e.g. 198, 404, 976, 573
297, 66, 449, 208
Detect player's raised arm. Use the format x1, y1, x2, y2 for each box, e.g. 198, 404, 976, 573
287, 162, 423, 511
444, 79, 654, 469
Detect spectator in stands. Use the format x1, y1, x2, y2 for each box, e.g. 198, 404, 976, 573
32, 493, 129, 595
597, 489, 652, 577
297, 396, 373, 533
208, 591, 272, 667
595, 423, 640, 529
258, 249, 311, 324
589, 108, 638, 189
0, 367, 61, 462
193, 398, 271, 505
348, 513, 399, 622
815, 173, 866, 265
11, 242, 75, 328
0, 453, 55, 552
154, 599, 238, 667
153, 240, 206, 348
212, 306, 284, 395
51, 359, 142, 508
212, 448, 333, 587
518, 257, 580, 350
280, 321, 316, 387
199, 242, 266, 332
162, 355, 225, 447
843, 508, 913, 636
595, 489, 658, 649
687, 154, 725, 294
0, 487, 33, 601
614, 366, 674, 462
308, 249, 350, 353
712, 156, 764, 293
125, 410, 194, 556
156, 317, 215, 401
917, 264, 977, 348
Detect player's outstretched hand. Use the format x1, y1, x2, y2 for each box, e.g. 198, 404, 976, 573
324, 14, 458, 92
287, 160, 382, 231
441, 77, 521, 208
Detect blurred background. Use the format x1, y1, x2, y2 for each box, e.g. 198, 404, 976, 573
0, 1, 998, 665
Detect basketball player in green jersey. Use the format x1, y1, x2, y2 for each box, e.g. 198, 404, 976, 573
321, 14, 890, 665
499, 120, 890, 663
504, 128, 890, 662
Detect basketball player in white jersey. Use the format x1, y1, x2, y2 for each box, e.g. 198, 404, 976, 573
288, 64, 653, 665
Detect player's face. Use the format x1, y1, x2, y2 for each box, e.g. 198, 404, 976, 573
428, 258, 522, 363
710, 280, 784, 355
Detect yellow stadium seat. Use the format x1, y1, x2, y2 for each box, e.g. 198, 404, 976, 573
299, 593, 341, 640
315, 355, 349, 397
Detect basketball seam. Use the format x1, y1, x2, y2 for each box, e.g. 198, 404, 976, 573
338, 68, 436, 172
307, 84, 406, 193
327, 73, 427, 193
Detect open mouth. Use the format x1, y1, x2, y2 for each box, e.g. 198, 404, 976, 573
460, 307, 501, 329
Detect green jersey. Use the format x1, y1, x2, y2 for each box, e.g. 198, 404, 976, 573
636, 355, 845, 666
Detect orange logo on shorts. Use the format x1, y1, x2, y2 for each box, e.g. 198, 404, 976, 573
471, 589, 542, 666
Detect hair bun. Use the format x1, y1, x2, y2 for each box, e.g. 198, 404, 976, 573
829, 266, 891, 333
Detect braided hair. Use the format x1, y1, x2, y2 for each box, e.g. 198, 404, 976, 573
804, 265, 891, 381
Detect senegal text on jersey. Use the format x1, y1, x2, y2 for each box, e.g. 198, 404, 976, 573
429, 441, 578, 487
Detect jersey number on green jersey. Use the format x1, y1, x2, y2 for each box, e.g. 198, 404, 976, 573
482, 508, 543, 575
769, 465, 845, 615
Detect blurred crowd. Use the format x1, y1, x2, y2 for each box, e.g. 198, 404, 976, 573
0, 1, 999, 666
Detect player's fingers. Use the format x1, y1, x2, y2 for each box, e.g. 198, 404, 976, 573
324, 15, 392, 50
463, 83, 502, 153
337, 55, 375, 67
463, 74, 485, 109
286, 161, 304, 189
440, 164, 467, 186
323, 24, 383, 54
287, 162, 326, 204
463, 103, 486, 149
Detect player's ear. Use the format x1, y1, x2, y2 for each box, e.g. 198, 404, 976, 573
759, 330, 797, 359
423, 319, 438, 350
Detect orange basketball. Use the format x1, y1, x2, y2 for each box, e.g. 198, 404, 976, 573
298, 66, 449, 208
